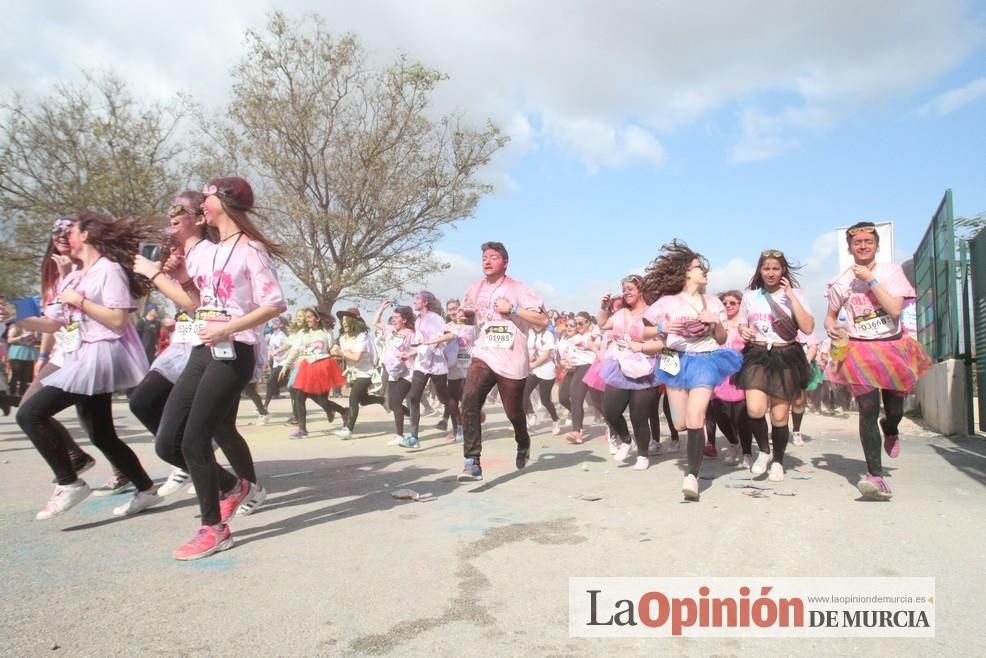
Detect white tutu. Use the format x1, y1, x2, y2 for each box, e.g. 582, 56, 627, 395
150, 342, 194, 384
42, 335, 149, 395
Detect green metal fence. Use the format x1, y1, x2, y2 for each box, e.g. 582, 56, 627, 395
913, 189, 958, 361
968, 228, 986, 431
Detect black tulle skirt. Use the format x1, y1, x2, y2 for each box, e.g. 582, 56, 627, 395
733, 343, 811, 402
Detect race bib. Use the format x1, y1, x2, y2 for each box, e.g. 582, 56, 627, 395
481, 322, 516, 349
457, 351, 473, 368
192, 308, 231, 348
173, 311, 196, 345
659, 349, 680, 376
55, 322, 81, 353
854, 309, 894, 338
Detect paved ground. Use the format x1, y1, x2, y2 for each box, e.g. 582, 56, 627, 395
1, 395, 983, 657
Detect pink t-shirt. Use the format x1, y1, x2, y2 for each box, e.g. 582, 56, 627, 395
447, 324, 478, 380
47, 258, 136, 343
382, 326, 414, 380
827, 263, 914, 340
738, 288, 812, 344
414, 310, 450, 375
723, 321, 745, 352
603, 308, 657, 367
645, 293, 727, 353
186, 239, 286, 345
463, 276, 544, 379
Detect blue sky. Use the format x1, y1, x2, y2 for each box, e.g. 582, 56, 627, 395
2, 1, 985, 324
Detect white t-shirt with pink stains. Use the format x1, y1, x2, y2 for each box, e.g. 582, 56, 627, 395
827, 263, 914, 340
47, 258, 136, 343
645, 293, 727, 353
738, 288, 812, 345
186, 238, 286, 345
413, 310, 450, 375
463, 276, 544, 380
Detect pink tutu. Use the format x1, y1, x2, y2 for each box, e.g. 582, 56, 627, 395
582, 359, 607, 391
712, 376, 746, 402
150, 342, 193, 384
42, 329, 149, 395
826, 335, 931, 395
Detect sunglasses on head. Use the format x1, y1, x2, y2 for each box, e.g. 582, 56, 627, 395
848, 226, 877, 236
50, 219, 74, 236
168, 203, 202, 218
202, 184, 231, 197
761, 249, 784, 258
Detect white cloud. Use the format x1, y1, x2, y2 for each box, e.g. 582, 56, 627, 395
543, 116, 667, 172
730, 106, 833, 163
920, 77, 986, 115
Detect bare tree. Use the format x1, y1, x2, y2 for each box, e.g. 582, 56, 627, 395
207, 11, 508, 315
0, 72, 190, 295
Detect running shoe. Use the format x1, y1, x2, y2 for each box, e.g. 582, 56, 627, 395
856, 473, 893, 500
516, 448, 530, 470
606, 433, 620, 454
257, 412, 269, 426
526, 413, 537, 428
457, 458, 483, 481
614, 442, 632, 462
219, 479, 255, 524
289, 429, 308, 440
454, 430, 464, 443
791, 431, 804, 446
237, 483, 268, 516
724, 444, 739, 464
768, 462, 785, 482
633, 456, 649, 471
91, 474, 134, 497
112, 489, 164, 517
566, 431, 584, 445
741, 454, 753, 470
158, 468, 192, 496
669, 438, 680, 452
435, 419, 449, 432
750, 452, 771, 477
880, 419, 900, 458
703, 444, 717, 458
335, 427, 353, 439
172, 524, 234, 561
387, 434, 404, 446
648, 439, 661, 456
681, 474, 700, 501
398, 436, 420, 449
51, 454, 97, 484
35, 481, 91, 520
551, 420, 562, 436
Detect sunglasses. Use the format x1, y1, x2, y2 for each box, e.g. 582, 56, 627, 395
848, 226, 877, 236
168, 203, 202, 218
687, 263, 708, 273
566, 323, 577, 328
761, 249, 784, 258
202, 184, 231, 197
723, 300, 739, 306
50, 219, 74, 237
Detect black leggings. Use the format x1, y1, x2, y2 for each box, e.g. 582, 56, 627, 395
130, 370, 257, 482
17, 386, 153, 490
155, 344, 255, 526
559, 364, 592, 431
407, 371, 449, 436
21, 361, 91, 464
445, 378, 464, 434
293, 390, 346, 433
345, 377, 386, 431
523, 375, 559, 421
603, 386, 659, 455
708, 398, 754, 453
264, 365, 285, 407
856, 389, 905, 475
243, 382, 267, 415
9, 359, 34, 397
388, 378, 412, 435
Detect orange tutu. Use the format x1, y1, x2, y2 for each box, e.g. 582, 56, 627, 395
292, 357, 346, 394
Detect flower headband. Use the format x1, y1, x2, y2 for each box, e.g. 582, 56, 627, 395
761, 249, 784, 258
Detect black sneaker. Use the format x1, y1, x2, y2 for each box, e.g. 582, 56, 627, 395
457, 458, 483, 482
435, 419, 448, 432
515, 448, 530, 470
0, 393, 10, 416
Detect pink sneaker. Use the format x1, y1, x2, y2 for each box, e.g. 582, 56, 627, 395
881, 420, 900, 458
856, 473, 893, 500
172, 524, 234, 561
565, 431, 584, 445
219, 479, 255, 524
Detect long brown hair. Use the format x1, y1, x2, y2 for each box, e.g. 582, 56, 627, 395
40, 217, 76, 302
75, 212, 155, 298
207, 177, 284, 259
641, 240, 709, 299
748, 251, 802, 291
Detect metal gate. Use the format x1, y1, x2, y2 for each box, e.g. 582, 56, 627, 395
968, 227, 986, 431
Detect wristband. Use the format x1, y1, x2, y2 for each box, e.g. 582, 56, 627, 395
150, 271, 164, 285
512, 303, 520, 315
867, 278, 879, 288
38, 352, 50, 360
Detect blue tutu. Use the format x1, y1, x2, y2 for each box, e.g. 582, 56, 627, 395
653, 349, 743, 390
599, 357, 658, 390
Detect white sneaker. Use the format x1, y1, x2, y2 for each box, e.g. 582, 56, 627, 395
258, 413, 269, 426
112, 490, 164, 517
768, 462, 785, 482
36, 481, 91, 520
724, 444, 739, 464
792, 431, 804, 446
741, 454, 753, 469
387, 434, 404, 446
751, 452, 771, 477
158, 468, 192, 497
551, 420, 562, 435
681, 474, 699, 501
648, 439, 661, 456
526, 413, 537, 428
614, 442, 632, 462
187, 482, 196, 495
669, 438, 680, 452
238, 482, 268, 516
633, 456, 649, 471
607, 434, 621, 455
335, 427, 353, 439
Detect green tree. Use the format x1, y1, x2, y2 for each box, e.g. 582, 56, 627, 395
204, 11, 508, 316
0, 72, 190, 295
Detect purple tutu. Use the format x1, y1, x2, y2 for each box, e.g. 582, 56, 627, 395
599, 357, 658, 390
653, 349, 743, 390
582, 359, 607, 391
42, 328, 149, 395
150, 342, 193, 384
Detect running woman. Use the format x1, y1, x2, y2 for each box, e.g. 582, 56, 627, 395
596, 275, 661, 469
332, 308, 386, 438
374, 300, 415, 444
263, 316, 290, 408
147, 177, 285, 560
734, 249, 815, 482
704, 290, 749, 466
283, 308, 347, 439
445, 305, 478, 443
557, 311, 600, 444
825, 222, 931, 499
523, 322, 562, 435
401, 291, 455, 448
791, 330, 821, 446
642, 240, 742, 501
457, 241, 548, 481
6, 213, 162, 519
